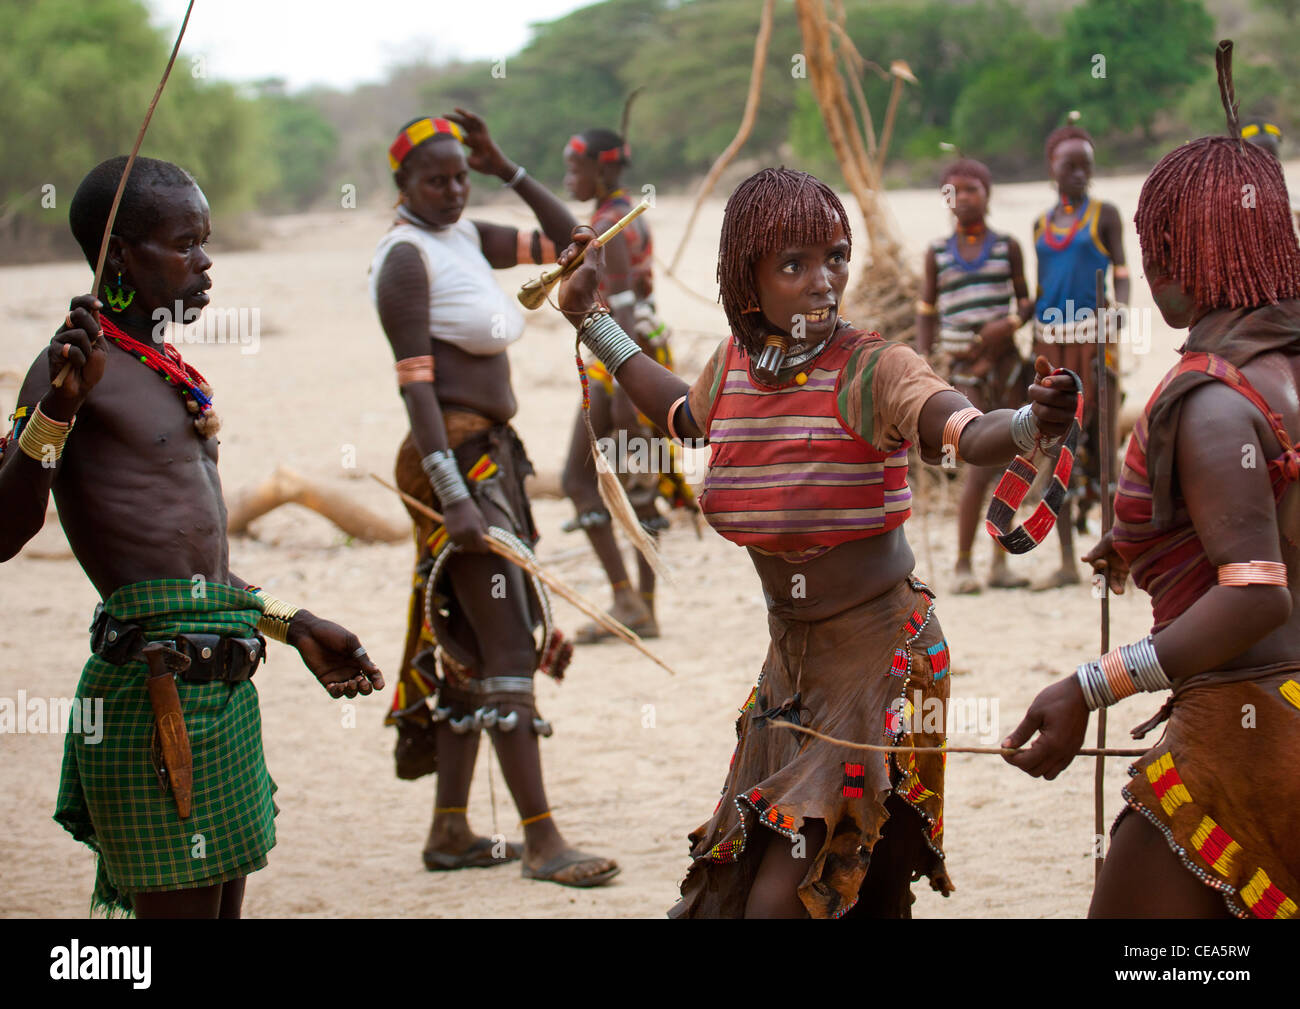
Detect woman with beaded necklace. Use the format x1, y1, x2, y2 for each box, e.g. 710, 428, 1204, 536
371, 110, 618, 888
917, 158, 1034, 595
1031, 124, 1130, 587
554, 167, 1079, 917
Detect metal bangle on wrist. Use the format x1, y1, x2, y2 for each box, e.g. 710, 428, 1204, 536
1009, 404, 1040, 454
579, 311, 642, 374
503, 165, 527, 189
421, 449, 471, 506
1074, 635, 1170, 710
254, 590, 301, 645
17, 402, 74, 463
1010, 403, 1063, 454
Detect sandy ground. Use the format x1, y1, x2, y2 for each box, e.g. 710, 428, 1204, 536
4, 164, 1290, 918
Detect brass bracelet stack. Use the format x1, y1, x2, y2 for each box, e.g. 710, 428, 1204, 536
17, 403, 74, 463
254, 590, 301, 644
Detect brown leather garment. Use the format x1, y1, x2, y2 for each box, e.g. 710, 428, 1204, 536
1118, 662, 1300, 918
671, 577, 955, 918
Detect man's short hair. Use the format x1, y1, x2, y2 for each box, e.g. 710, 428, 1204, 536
69, 156, 196, 267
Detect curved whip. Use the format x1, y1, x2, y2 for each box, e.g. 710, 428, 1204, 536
52, 0, 197, 388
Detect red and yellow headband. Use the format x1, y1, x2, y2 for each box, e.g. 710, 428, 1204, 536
1241, 122, 1282, 140
389, 117, 465, 171
566, 134, 628, 164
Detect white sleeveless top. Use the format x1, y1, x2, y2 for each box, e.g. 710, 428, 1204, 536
369, 211, 525, 354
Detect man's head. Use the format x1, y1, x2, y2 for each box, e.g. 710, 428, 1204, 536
69, 156, 212, 319
563, 129, 628, 201
1136, 135, 1300, 326
1241, 117, 1283, 161
941, 158, 992, 227
390, 117, 470, 228
717, 168, 852, 355
1045, 126, 1095, 202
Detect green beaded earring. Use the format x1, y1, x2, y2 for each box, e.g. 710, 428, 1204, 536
104, 271, 135, 312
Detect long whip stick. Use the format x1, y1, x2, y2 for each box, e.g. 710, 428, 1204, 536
776, 720, 1145, 757
369, 473, 678, 676
1094, 266, 1113, 879
52, 0, 197, 388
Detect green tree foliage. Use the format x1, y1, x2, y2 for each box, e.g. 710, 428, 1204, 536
951, 32, 1067, 173
1173, 58, 1284, 142
1060, 0, 1215, 139
0, 0, 275, 261
255, 88, 340, 212
5, 0, 1263, 257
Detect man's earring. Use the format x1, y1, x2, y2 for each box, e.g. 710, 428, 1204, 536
104, 271, 135, 311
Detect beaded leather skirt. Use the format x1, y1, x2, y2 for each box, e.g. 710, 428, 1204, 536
670, 576, 955, 918
384, 420, 540, 779
1118, 662, 1300, 919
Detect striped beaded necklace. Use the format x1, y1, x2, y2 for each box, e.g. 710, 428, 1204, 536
100, 314, 221, 437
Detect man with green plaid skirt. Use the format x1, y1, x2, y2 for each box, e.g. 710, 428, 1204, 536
0, 157, 384, 917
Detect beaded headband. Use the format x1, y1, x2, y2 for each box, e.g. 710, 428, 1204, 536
1241, 122, 1282, 140
566, 134, 628, 164
389, 118, 465, 172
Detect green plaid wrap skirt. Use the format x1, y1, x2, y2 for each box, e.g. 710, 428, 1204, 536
53, 579, 277, 915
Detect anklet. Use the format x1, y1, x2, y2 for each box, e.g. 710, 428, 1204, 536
520, 810, 552, 826
434, 806, 468, 815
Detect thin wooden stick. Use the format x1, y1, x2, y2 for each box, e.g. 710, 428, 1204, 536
1094, 268, 1112, 879
52, 0, 196, 388
777, 720, 1146, 757
667, 0, 774, 276
826, 19, 878, 157
877, 62, 917, 171
369, 473, 678, 675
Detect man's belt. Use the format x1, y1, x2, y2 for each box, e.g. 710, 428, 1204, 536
89, 606, 265, 820
89, 604, 264, 682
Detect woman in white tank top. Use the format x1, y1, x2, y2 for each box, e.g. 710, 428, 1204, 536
371, 109, 620, 889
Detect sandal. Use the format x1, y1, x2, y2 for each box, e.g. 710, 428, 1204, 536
522, 849, 621, 888
423, 837, 522, 871
575, 615, 659, 644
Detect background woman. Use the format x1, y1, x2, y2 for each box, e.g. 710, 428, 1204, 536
371, 110, 618, 887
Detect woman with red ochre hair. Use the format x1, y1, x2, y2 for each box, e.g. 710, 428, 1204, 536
1005, 111, 1300, 918
554, 167, 1079, 917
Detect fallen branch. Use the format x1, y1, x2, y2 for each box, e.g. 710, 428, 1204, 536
226, 466, 408, 542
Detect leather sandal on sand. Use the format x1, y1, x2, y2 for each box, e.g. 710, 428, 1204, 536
522, 850, 621, 888
423, 837, 522, 871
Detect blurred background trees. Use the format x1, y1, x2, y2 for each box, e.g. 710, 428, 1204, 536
0, 0, 1290, 262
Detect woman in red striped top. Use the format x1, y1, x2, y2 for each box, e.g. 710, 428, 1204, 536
556, 168, 1078, 918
